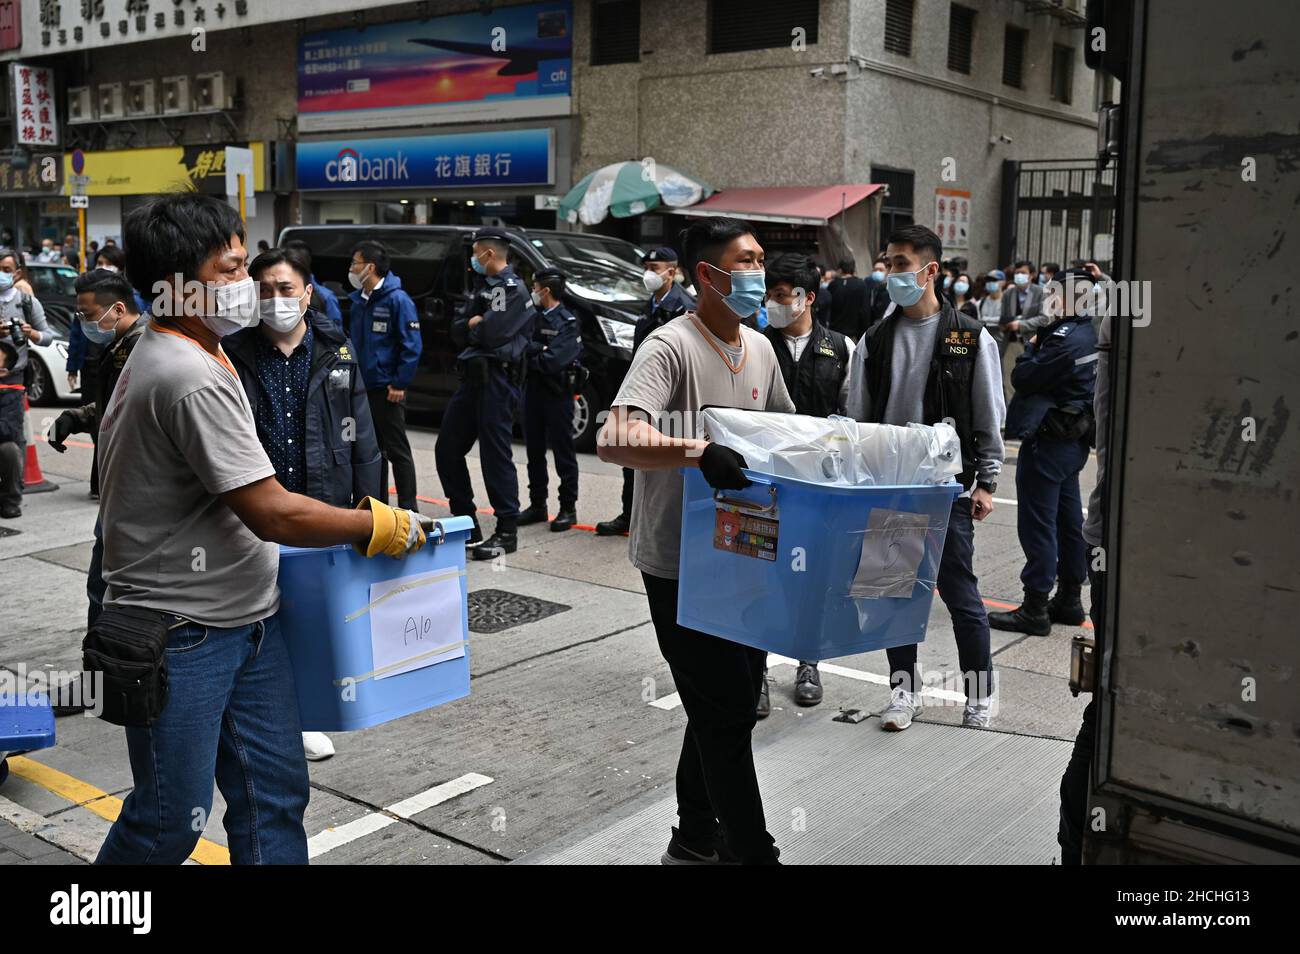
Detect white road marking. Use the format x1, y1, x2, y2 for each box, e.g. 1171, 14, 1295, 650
307, 772, 494, 859
993, 496, 1087, 516
649, 692, 682, 710
767, 654, 968, 703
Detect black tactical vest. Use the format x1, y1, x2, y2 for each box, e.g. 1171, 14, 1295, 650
863, 303, 982, 488
766, 322, 850, 418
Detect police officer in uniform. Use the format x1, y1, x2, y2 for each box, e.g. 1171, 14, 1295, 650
435, 227, 534, 560
596, 247, 695, 537
989, 268, 1099, 636
757, 252, 855, 714
517, 267, 582, 533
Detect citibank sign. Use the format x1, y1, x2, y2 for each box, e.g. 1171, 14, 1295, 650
298, 129, 554, 191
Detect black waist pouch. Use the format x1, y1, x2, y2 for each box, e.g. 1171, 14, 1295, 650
1040, 406, 1095, 443
83, 606, 170, 727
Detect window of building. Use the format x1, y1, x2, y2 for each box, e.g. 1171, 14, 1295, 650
591, 0, 641, 65
947, 4, 976, 74
1003, 25, 1028, 88
872, 166, 916, 241
1051, 43, 1074, 103
708, 0, 819, 55
884, 0, 914, 57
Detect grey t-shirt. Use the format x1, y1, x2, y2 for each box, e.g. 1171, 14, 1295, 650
98, 323, 280, 627
844, 311, 1006, 491
612, 313, 795, 580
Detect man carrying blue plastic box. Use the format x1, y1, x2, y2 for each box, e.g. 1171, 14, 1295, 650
93, 193, 426, 866
598, 217, 795, 865
845, 224, 1006, 730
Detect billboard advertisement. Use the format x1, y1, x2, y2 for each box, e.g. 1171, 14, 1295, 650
297, 129, 555, 191
298, 1, 572, 133
61, 143, 268, 197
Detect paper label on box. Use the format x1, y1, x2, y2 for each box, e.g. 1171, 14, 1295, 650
850, 508, 929, 599
714, 506, 778, 561
368, 569, 466, 680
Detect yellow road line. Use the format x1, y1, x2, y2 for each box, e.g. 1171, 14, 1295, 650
8, 755, 230, 865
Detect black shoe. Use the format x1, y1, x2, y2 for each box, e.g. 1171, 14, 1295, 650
1047, 581, 1086, 625
0, 505, 20, 519
756, 675, 771, 719
988, 589, 1053, 636
550, 507, 577, 532
794, 662, 823, 706
472, 531, 517, 561
660, 827, 739, 865
517, 503, 549, 526
463, 520, 484, 548
595, 513, 630, 536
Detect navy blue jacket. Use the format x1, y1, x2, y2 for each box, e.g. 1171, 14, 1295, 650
346, 272, 422, 390
310, 274, 343, 327
1005, 317, 1099, 438
633, 282, 695, 353
226, 310, 382, 508
452, 265, 533, 364
526, 302, 581, 377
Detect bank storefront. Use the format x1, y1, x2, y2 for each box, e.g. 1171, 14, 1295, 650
292, 1, 573, 228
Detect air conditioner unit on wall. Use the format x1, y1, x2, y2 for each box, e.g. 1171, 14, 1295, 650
162, 75, 190, 114
126, 79, 157, 117
194, 71, 232, 111
97, 83, 125, 120
68, 86, 94, 122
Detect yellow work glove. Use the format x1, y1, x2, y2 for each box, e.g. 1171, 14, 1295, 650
354, 496, 426, 558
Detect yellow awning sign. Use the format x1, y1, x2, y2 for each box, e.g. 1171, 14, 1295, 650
64, 142, 266, 197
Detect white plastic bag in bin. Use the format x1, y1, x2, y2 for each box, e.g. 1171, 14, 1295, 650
700, 408, 961, 486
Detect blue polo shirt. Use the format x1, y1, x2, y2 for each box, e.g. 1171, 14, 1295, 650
252, 325, 313, 494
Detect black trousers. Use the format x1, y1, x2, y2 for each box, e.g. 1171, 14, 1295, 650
1058, 562, 1104, 864
522, 378, 578, 509
0, 440, 23, 509
620, 467, 634, 517
642, 571, 777, 863
367, 388, 418, 511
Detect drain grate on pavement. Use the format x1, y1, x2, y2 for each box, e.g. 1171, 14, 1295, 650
467, 588, 571, 634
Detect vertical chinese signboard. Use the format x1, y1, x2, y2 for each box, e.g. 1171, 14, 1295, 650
10, 62, 60, 147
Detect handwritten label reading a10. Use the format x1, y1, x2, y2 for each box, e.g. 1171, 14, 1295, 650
403, 614, 436, 646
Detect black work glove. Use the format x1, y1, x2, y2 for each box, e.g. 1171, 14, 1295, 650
48, 410, 77, 453
699, 442, 750, 490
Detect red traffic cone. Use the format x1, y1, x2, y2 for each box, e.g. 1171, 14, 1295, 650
21, 393, 58, 494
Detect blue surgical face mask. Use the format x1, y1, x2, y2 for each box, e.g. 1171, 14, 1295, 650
1038, 273, 1050, 285
470, 254, 487, 275
954, 280, 970, 296
1013, 272, 1030, 286
985, 281, 1001, 294
944, 275, 953, 289
81, 305, 119, 345
886, 265, 932, 307
705, 263, 766, 317
0, 272, 13, 290
871, 269, 886, 283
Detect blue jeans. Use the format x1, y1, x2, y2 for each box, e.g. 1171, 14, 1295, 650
95, 613, 310, 865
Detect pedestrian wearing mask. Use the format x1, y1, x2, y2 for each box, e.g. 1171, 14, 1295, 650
845, 225, 1005, 731
598, 217, 795, 865
952, 272, 980, 321
597, 247, 694, 538
998, 260, 1046, 405
988, 268, 1098, 637
757, 252, 855, 714
94, 193, 426, 865
226, 246, 382, 763
436, 227, 534, 559
517, 268, 582, 533
347, 240, 422, 512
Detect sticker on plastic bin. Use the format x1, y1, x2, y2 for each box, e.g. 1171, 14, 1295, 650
850, 508, 930, 599
714, 506, 778, 561
368, 569, 467, 680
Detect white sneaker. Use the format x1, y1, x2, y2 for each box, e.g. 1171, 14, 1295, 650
962, 701, 993, 728
879, 688, 922, 731
302, 731, 335, 761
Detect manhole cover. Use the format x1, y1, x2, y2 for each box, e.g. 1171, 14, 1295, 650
467, 588, 570, 634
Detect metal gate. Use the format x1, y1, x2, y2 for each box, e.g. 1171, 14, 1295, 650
998, 159, 1116, 273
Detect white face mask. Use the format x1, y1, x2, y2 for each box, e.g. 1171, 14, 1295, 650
642, 269, 665, 293
348, 264, 369, 290
97, 264, 118, 273
201, 276, 259, 337
530, 290, 543, 307
257, 291, 307, 332
764, 298, 802, 330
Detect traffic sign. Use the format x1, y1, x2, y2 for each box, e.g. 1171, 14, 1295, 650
70, 195, 88, 208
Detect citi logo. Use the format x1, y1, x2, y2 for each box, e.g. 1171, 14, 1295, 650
325, 147, 409, 184
49, 884, 151, 934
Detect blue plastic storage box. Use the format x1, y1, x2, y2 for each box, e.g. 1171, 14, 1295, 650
677, 468, 961, 660
0, 691, 55, 786
276, 516, 474, 732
